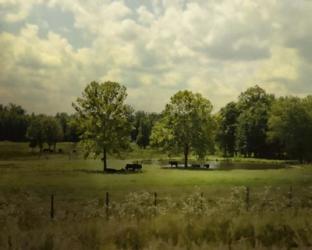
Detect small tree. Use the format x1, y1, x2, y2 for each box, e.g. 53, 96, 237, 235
43, 117, 63, 151
73, 81, 133, 172
151, 90, 215, 167
26, 115, 45, 153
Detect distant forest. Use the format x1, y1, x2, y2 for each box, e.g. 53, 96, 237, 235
1, 85, 312, 162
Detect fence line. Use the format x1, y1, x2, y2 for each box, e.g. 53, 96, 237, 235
44, 186, 312, 220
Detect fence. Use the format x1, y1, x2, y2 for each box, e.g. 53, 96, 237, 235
43, 185, 312, 221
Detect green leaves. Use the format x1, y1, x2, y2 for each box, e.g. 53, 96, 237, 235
268, 96, 312, 161
73, 81, 133, 169
151, 90, 215, 164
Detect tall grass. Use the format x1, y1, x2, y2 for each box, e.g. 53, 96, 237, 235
1, 187, 311, 249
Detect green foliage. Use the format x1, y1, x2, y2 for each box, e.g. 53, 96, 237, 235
0, 103, 29, 141
268, 96, 312, 162
131, 111, 160, 148
235, 85, 274, 157
26, 115, 46, 151
55, 113, 81, 142
151, 90, 215, 166
216, 102, 239, 156
73, 81, 133, 171
43, 116, 63, 150
26, 115, 63, 152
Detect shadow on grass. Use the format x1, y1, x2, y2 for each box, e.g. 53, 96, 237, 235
75, 168, 144, 175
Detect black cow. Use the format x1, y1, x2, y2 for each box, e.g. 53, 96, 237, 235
169, 161, 178, 167
105, 168, 118, 173
43, 148, 53, 153
125, 163, 142, 171
204, 164, 210, 168
192, 164, 200, 168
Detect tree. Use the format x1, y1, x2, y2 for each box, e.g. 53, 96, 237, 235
73, 81, 133, 172
235, 85, 274, 157
216, 102, 240, 156
26, 115, 46, 152
130, 111, 160, 148
151, 90, 215, 167
0, 103, 29, 141
268, 96, 312, 162
55, 113, 69, 140
43, 117, 63, 151
66, 114, 81, 143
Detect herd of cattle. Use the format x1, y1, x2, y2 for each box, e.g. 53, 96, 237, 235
169, 161, 210, 168
42, 148, 209, 171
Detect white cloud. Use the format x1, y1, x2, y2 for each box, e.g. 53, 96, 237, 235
0, 0, 312, 114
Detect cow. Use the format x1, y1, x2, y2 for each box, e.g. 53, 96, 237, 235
191, 164, 201, 168
204, 164, 210, 168
125, 163, 142, 171
169, 161, 178, 167
43, 148, 53, 153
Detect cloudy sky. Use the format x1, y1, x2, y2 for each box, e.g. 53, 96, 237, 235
0, 0, 311, 114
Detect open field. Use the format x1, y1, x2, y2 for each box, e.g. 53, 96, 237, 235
1, 142, 312, 249
0, 142, 311, 199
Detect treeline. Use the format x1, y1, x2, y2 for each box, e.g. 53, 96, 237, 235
0, 104, 159, 151
216, 85, 312, 162
0, 105, 80, 151
1, 85, 312, 162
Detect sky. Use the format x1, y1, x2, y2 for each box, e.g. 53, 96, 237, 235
0, 0, 312, 114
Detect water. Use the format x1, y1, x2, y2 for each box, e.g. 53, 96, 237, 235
107, 159, 287, 170
158, 160, 286, 170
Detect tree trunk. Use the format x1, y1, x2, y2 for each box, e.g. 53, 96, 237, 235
103, 147, 107, 172
184, 144, 189, 168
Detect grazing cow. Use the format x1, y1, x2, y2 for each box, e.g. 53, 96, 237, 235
192, 164, 200, 168
105, 168, 118, 173
169, 161, 178, 167
43, 148, 53, 153
204, 164, 210, 168
125, 163, 142, 171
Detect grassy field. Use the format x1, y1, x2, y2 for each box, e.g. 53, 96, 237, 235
0, 142, 311, 199
1, 142, 312, 249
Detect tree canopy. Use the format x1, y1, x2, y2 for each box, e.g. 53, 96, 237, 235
151, 90, 215, 167
268, 96, 312, 162
73, 81, 133, 171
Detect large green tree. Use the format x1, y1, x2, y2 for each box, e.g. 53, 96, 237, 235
235, 85, 274, 157
151, 90, 215, 167
216, 102, 240, 156
73, 81, 133, 172
268, 96, 312, 162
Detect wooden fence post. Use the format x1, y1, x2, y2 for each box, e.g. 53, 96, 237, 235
246, 187, 250, 211
288, 185, 293, 208
106, 192, 109, 220
154, 192, 157, 207
50, 194, 54, 219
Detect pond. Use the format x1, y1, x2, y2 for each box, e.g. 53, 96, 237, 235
108, 159, 288, 170
156, 160, 287, 170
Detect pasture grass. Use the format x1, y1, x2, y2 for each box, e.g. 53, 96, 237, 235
0, 142, 311, 200
1, 142, 312, 249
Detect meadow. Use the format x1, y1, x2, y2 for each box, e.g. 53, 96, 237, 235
1, 142, 312, 249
